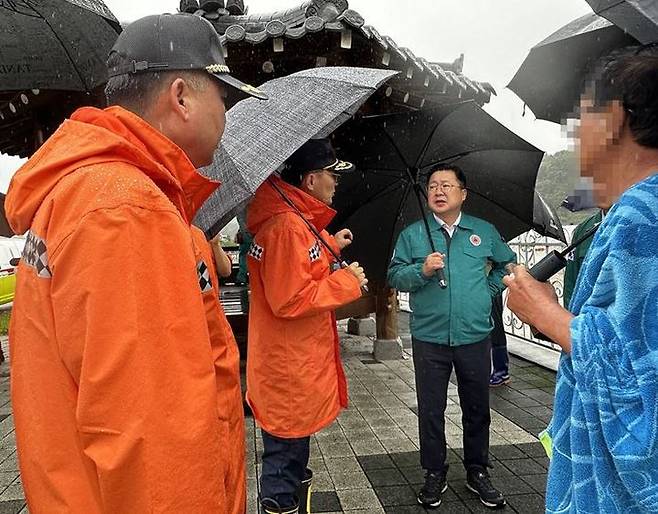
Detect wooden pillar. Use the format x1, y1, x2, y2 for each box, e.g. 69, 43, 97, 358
374, 285, 402, 360
375, 285, 398, 340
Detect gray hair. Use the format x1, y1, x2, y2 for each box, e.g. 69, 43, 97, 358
105, 53, 211, 116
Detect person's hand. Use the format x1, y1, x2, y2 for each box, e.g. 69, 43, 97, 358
210, 234, 222, 247
422, 252, 445, 277
210, 235, 232, 278
346, 261, 368, 287
334, 229, 354, 250
503, 264, 558, 325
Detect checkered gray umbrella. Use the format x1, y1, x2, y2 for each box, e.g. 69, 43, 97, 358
194, 66, 397, 238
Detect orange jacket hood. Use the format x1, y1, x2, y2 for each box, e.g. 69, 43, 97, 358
6, 106, 219, 234
247, 176, 336, 236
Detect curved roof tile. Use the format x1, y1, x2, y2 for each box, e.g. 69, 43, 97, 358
197, 0, 494, 107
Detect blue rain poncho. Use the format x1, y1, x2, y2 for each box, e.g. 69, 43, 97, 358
547, 173, 658, 513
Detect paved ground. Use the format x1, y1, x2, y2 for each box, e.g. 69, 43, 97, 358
245, 317, 556, 514
0, 316, 557, 514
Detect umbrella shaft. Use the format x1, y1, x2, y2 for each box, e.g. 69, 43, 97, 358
268, 179, 368, 293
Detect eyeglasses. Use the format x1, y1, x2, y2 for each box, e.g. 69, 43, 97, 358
312, 170, 340, 184
428, 183, 462, 193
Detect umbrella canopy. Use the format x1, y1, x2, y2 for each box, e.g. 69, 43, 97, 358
508, 13, 637, 123
586, 0, 658, 43
328, 101, 564, 285
534, 192, 566, 241
194, 66, 397, 238
0, 0, 120, 91
0, 0, 121, 157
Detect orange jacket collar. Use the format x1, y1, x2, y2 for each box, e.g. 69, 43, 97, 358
73, 106, 220, 223
247, 176, 336, 235
6, 106, 219, 233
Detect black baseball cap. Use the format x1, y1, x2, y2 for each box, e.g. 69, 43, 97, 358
107, 13, 268, 100
281, 138, 354, 184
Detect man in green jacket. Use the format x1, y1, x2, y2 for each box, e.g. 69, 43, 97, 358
388, 165, 515, 510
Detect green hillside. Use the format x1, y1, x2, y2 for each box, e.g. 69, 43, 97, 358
535, 150, 596, 226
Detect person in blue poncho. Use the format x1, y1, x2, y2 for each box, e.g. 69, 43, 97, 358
505, 46, 658, 513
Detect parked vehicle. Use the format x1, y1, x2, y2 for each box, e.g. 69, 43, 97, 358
0, 236, 25, 306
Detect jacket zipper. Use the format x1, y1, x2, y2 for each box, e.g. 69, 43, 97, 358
439, 228, 453, 346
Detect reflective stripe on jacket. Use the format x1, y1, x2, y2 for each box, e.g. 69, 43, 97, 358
191, 226, 246, 514
246, 177, 361, 438
6, 106, 227, 513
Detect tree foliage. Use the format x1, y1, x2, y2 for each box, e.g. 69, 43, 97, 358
536, 150, 596, 226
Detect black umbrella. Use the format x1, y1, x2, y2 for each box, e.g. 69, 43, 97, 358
0, 0, 121, 91
508, 13, 637, 123
586, 0, 658, 43
329, 101, 564, 285
0, 0, 122, 157
535, 192, 566, 241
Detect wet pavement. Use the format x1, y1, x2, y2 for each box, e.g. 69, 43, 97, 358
0, 315, 556, 513
245, 318, 556, 514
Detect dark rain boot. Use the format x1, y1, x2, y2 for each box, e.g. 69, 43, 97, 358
261, 497, 299, 514
297, 468, 313, 514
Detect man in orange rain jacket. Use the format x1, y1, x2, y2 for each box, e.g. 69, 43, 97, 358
246, 139, 368, 514
191, 226, 247, 514
5, 13, 265, 514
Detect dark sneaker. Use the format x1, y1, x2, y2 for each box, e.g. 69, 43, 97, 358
417, 471, 448, 509
466, 468, 506, 508
489, 373, 511, 387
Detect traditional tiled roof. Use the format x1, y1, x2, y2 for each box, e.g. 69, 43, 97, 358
0, 89, 104, 158
189, 0, 495, 110
0, 0, 496, 158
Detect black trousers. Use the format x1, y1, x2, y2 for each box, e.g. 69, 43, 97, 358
260, 430, 310, 508
412, 337, 491, 473
490, 294, 509, 376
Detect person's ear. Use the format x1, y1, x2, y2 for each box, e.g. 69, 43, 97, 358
304, 173, 316, 191
168, 78, 191, 121
608, 100, 626, 144
462, 187, 467, 202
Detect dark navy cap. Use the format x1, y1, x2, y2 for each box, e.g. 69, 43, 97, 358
107, 13, 267, 100
281, 138, 354, 184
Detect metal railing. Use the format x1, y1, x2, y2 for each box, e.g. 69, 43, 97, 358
503, 230, 573, 351
398, 228, 575, 352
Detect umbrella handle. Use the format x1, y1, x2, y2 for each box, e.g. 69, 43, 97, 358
436, 270, 447, 289
528, 221, 601, 282
341, 261, 369, 294
528, 251, 567, 282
